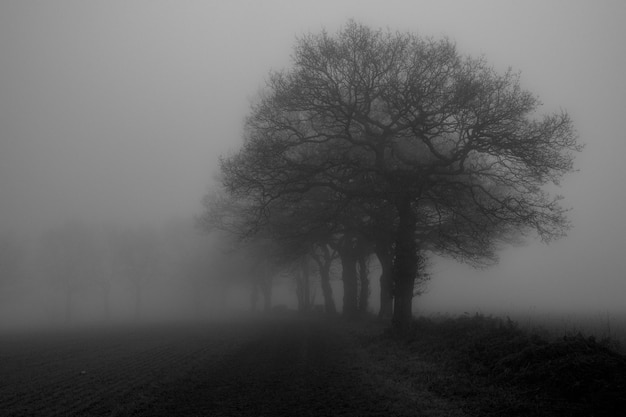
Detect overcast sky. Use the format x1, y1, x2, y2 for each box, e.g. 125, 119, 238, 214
1, 0, 624, 314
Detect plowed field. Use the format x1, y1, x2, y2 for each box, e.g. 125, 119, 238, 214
0, 320, 258, 416
0, 317, 456, 417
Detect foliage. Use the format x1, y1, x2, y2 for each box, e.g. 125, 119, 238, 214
377, 314, 626, 416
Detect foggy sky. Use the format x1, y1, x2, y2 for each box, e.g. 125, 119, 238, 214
1, 1, 625, 314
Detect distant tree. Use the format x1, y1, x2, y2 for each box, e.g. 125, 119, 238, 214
310, 242, 338, 314
218, 21, 581, 330
211, 163, 380, 317
365, 204, 397, 319
160, 218, 225, 317
199, 186, 337, 312
97, 227, 117, 320
357, 251, 371, 313
238, 238, 282, 313
0, 232, 28, 314
293, 254, 314, 312
0, 232, 24, 290
109, 226, 161, 319
39, 221, 101, 323
198, 189, 279, 312
329, 230, 363, 317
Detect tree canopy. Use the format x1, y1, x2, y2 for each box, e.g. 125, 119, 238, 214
210, 21, 581, 329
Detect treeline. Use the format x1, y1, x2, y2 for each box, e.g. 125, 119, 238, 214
0, 219, 232, 325
198, 21, 581, 330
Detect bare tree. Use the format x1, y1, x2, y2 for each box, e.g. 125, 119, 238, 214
0, 232, 24, 290
109, 226, 161, 319
0, 232, 28, 314
310, 242, 338, 314
39, 221, 100, 323
219, 21, 581, 330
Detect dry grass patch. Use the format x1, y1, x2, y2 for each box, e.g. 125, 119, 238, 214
350, 314, 626, 417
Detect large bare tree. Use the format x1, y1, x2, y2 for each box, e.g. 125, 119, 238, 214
219, 21, 581, 330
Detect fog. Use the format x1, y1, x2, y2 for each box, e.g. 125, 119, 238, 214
1, 1, 625, 327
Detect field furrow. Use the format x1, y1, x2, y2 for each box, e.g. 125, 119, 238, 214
0, 321, 249, 416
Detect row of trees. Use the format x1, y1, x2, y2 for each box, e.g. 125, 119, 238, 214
38, 221, 166, 322
200, 22, 581, 330
0, 219, 229, 324
0, 232, 26, 302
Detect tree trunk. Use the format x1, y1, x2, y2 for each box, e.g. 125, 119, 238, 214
375, 245, 393, 319
261, 277, 272, 313
251, 282, 259, 312
357, 255, 369, 314
191, 276, 208, 318
319, 261, 336, 314
295, 256, 311, 313
301, 256, 311, 312
134, 285, 142, 320
340, 249, 358, 317
102, 281, 111, 321
295, 272, 303, 312
392, 194, 418, 331
65, 288, 73, 324
313, 244, 337, 315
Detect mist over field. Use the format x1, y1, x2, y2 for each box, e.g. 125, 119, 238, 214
2, 3, 626, 416
1, 0, 625, 331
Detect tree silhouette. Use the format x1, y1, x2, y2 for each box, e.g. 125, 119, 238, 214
218, 21, 581, 330
39, 221, 101, 323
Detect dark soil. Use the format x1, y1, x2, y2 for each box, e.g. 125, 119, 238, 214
3, 314, 621, 416
0, 317, 457, 416
140, 318, 424, 416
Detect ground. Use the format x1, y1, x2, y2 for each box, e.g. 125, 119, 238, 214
0, 316, 461, 417
1, 315, 624, 416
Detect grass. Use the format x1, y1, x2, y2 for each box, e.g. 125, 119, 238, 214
359, 313, 626, 417
515, 310, 626, 353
